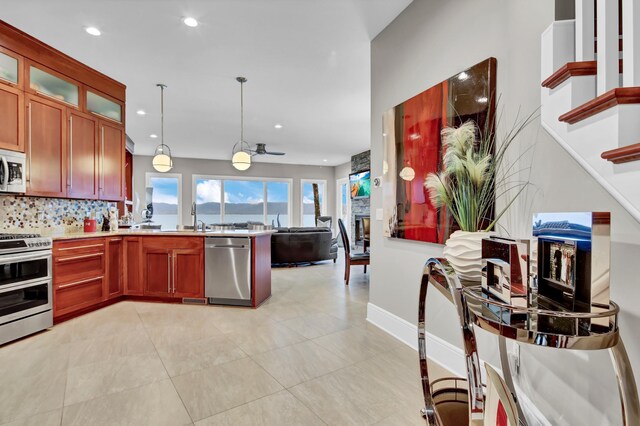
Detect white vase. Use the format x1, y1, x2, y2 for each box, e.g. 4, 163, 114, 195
443, 230, 495, 282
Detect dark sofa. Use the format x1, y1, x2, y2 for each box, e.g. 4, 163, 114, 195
271, 227, 338, 265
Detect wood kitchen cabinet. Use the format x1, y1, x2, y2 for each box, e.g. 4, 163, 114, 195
53, 238, 105, 319
142, 237, 204, 299
106, 237, 123, 299
124, 237, 143, 295
99, 120, 125, 201
0, 84, 24, 152
67, 110, 98, 199
25, 94, 67, 197
0, 20, 126, 201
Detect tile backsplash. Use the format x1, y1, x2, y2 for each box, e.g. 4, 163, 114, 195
0, 195, 115, 235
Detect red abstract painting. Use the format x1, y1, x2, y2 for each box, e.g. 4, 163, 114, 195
382, 58, 496, 244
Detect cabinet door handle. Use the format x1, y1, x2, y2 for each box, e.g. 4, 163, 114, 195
57, 243, 104, 251
100, 126, 105, 192
57, 275, 103, 290
68, 115, 73, 189
56, 252, 103, 263
167, 253, 171, 294
27, 102, 32, 183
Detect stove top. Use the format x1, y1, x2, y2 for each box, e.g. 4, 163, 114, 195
0, 233, 52, 254
0, 233, 41, 240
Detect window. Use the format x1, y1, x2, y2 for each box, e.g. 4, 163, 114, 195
225, 180, 265, 224
301, 179, 327, 227
194, 177, 222, 224
192, 176, 291, 226
145, 173, 182, 229
267, 181, 290, 227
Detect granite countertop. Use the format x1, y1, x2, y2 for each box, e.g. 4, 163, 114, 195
51, 229, 276, 241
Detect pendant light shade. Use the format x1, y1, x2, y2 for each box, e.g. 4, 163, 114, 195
232, 142, 252, 171
152, 83, 173, 172
231, 76, 252, 171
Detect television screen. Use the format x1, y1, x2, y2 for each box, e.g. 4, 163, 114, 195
350, 170, 371, 199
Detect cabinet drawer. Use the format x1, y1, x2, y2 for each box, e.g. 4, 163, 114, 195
142, 236, 203, 251
54, 275, 104, 317
54, 238, 105, 255
54, 251, 105, 283
53, 238, 105, 284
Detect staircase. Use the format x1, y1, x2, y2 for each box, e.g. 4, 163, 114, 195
541, 0, 640, 222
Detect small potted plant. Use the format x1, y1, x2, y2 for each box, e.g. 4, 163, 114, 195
425, 112, 536, 281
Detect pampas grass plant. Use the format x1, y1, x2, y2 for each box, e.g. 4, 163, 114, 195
424, 111, 537, 233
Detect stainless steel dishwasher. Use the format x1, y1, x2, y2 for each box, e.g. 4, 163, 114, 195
205, 237, 252, 306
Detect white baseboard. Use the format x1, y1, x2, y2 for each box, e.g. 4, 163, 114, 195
366, 302, 550, 425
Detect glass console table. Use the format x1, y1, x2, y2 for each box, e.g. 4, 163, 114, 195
418, 257, 639, 426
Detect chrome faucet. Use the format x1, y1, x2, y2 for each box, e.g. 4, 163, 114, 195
191, 202, 197, 229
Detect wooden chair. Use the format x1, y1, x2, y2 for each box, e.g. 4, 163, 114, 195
337, 218, 370, 285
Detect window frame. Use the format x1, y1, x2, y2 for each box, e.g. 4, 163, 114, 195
300, 178, 328, 227
145, 172, 183, 226
192, 174, 293, 225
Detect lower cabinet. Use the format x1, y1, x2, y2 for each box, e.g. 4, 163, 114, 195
53, 235, 205, 319
53, 238, 106, 318
106, 237, 123, 299
124, 237, 143, 295
142, 237, 204, 299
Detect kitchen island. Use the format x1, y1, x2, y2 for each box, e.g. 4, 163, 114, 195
51, 229, 274, 323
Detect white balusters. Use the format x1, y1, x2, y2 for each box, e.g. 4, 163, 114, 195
623, 0, 640, 86
576, 0, 596, 61
597, 0, 620, 94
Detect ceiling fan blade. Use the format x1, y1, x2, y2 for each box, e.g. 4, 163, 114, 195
266, 151, 286, 156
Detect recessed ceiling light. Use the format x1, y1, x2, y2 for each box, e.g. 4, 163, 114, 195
85, 27, 101, 36
150, 134, 158, 139
323, 159, 328, 162
274, 124, 283, 129
136, 110, 146, 115
183, 17, 198, 27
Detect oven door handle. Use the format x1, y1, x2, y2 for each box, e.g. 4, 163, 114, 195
0, 251, 51, 266
0, 279, 50, 295
0, 156, 8, 191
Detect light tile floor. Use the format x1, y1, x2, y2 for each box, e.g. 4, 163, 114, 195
0, 254, 449, 425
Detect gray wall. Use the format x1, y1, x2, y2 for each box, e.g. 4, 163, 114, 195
371, 0, 639, 424
133, 155, 336, 227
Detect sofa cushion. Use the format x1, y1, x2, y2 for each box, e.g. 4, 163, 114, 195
287, 227, 332, 233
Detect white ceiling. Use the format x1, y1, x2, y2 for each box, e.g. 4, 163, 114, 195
1, 0, 412, 166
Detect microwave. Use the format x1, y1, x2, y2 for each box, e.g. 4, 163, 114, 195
0, 148, 26, 194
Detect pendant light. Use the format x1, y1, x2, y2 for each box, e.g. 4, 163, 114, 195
231, 76, 252, 171
152, 83, 173, 172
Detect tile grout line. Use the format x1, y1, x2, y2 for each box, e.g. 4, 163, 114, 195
134, 305, 196, 425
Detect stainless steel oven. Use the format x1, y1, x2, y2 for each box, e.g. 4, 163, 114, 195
0, 234, 52, 346
0, 148, 26, 194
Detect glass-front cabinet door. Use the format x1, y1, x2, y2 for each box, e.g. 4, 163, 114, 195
0, 48, 19, 86
87, 90, 122, 123
29, 65, 79, 106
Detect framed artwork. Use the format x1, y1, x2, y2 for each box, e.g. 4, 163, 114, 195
382, 58, 496, 243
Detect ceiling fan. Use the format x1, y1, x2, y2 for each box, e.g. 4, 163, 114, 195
251, 143, 285, 156
231, 77, 286, 170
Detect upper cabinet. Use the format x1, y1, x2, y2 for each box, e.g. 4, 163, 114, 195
0, 48, 20, 86
87, 90, 122, 123
0, 20, 126, 199
29, 64, 79, 107
0, 48, 24, 152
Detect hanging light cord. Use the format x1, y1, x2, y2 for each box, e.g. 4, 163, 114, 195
157, 83, 167, 151
240, 79, 244, 142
